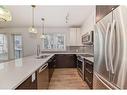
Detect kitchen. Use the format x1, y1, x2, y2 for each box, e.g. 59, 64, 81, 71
0, 5, 127, 90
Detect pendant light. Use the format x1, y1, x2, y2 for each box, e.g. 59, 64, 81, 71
29, 5, 37, 33
40, 18, 46, 39
66, 12, 69, 23
0, 6, 12, 21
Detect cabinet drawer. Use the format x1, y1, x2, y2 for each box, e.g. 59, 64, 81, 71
85, 62, 93, 72
85, 68, 93, 75
85, 59, 93, 66
55, 54, 77, 68
84, 59, 93, 89
85, 69, 93, 79
85, 70, 93, 89
16, 72, 37, 89
85, 76, 93, 89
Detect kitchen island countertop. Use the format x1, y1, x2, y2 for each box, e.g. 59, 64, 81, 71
0, 54, 54, 89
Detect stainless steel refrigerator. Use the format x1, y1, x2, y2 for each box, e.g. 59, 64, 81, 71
94, 6, 127, 89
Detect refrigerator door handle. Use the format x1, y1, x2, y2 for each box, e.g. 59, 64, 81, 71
105, 23, 111, 71
109, 20, 116, 74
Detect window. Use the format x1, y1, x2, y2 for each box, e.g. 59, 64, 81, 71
13, 34, 23, 59
43, 33, 66, 50
0, 34, 8, 61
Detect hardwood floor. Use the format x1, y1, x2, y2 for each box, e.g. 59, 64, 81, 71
48, 68, 89, 89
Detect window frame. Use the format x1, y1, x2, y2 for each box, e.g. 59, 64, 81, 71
42, 33, 66, 51
0, 33, 8, 61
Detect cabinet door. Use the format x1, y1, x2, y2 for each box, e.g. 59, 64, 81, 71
37, 64, 49, 89
96, 5, 118, 22
48, 58, 53, 82
76, 28, 82, 46
48, 55, 56, 82
69, 28, 77, 46
16, 72, 37, 89
55, 54, 77, 68
84, 59, 93, 89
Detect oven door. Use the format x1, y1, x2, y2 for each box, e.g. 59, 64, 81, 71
77, 58, 84, 80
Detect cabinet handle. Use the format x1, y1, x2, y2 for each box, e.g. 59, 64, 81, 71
85, 77, 92, 85
85, 68, 92, 74
85, 60, 92, 65
77, 58, 84, 63
48, 60, 52, 63
39, 63, 48, 73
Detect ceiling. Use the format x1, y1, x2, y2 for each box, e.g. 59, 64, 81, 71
0, 5, 95, 28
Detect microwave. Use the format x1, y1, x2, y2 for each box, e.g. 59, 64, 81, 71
82, 31, 93, 45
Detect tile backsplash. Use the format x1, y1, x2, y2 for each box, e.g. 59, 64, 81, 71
66, 45, 94, 54
42, 45, 94, 54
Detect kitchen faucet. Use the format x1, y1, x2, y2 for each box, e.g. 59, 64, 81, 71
37, 44, 41, 57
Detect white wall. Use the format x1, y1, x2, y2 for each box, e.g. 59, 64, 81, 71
81, 6, 96, 35
0, 27, 69, 59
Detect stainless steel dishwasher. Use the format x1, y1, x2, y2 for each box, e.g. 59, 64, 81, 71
37, 63, 49, 89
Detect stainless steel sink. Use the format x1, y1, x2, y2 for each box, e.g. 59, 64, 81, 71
36, 55, 50, 59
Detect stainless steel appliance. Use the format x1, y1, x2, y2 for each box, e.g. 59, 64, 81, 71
77, 55, 85, 80
94, 6, 127, 89
37, 63, 49, 89
82, 31, 94, 45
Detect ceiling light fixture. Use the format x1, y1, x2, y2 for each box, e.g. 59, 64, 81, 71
28, 5, 37, 34
40, 18, 46, 39
0, 6, 12, 21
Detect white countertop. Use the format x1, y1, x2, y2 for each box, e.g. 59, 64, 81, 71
0, 53, 94, 89
77, 54, 94, 63
0, 54, 54, 89
85, 57, 94, 63
42, 53, 90, 54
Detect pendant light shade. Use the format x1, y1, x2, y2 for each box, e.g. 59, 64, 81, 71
40, 18, 46, 39
28, 27, 37, 33
29, 5, 37, 33
0, 6, 12, 21
40, 34, 46, 39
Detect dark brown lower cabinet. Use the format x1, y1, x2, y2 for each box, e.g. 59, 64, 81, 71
37, 63, 49, 89
96, 5, 119, 22
16, 63, 49, 90
84, 59, 93, 89
15, 54, 77, 89
55, 54, 77, 68
16, 56, 54, 90
16, 72, 37, 89
48, 55, 56, 82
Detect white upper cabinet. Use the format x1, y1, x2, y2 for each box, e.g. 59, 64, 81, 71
76, 28, 82, 46
69, 28, 76, 46
69, 28, 82, 46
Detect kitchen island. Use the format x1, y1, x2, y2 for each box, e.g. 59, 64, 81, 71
0, 54, 54, 89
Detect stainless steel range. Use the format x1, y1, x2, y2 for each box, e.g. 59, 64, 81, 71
77, 55, 85, 80
77, 54, 94, 80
